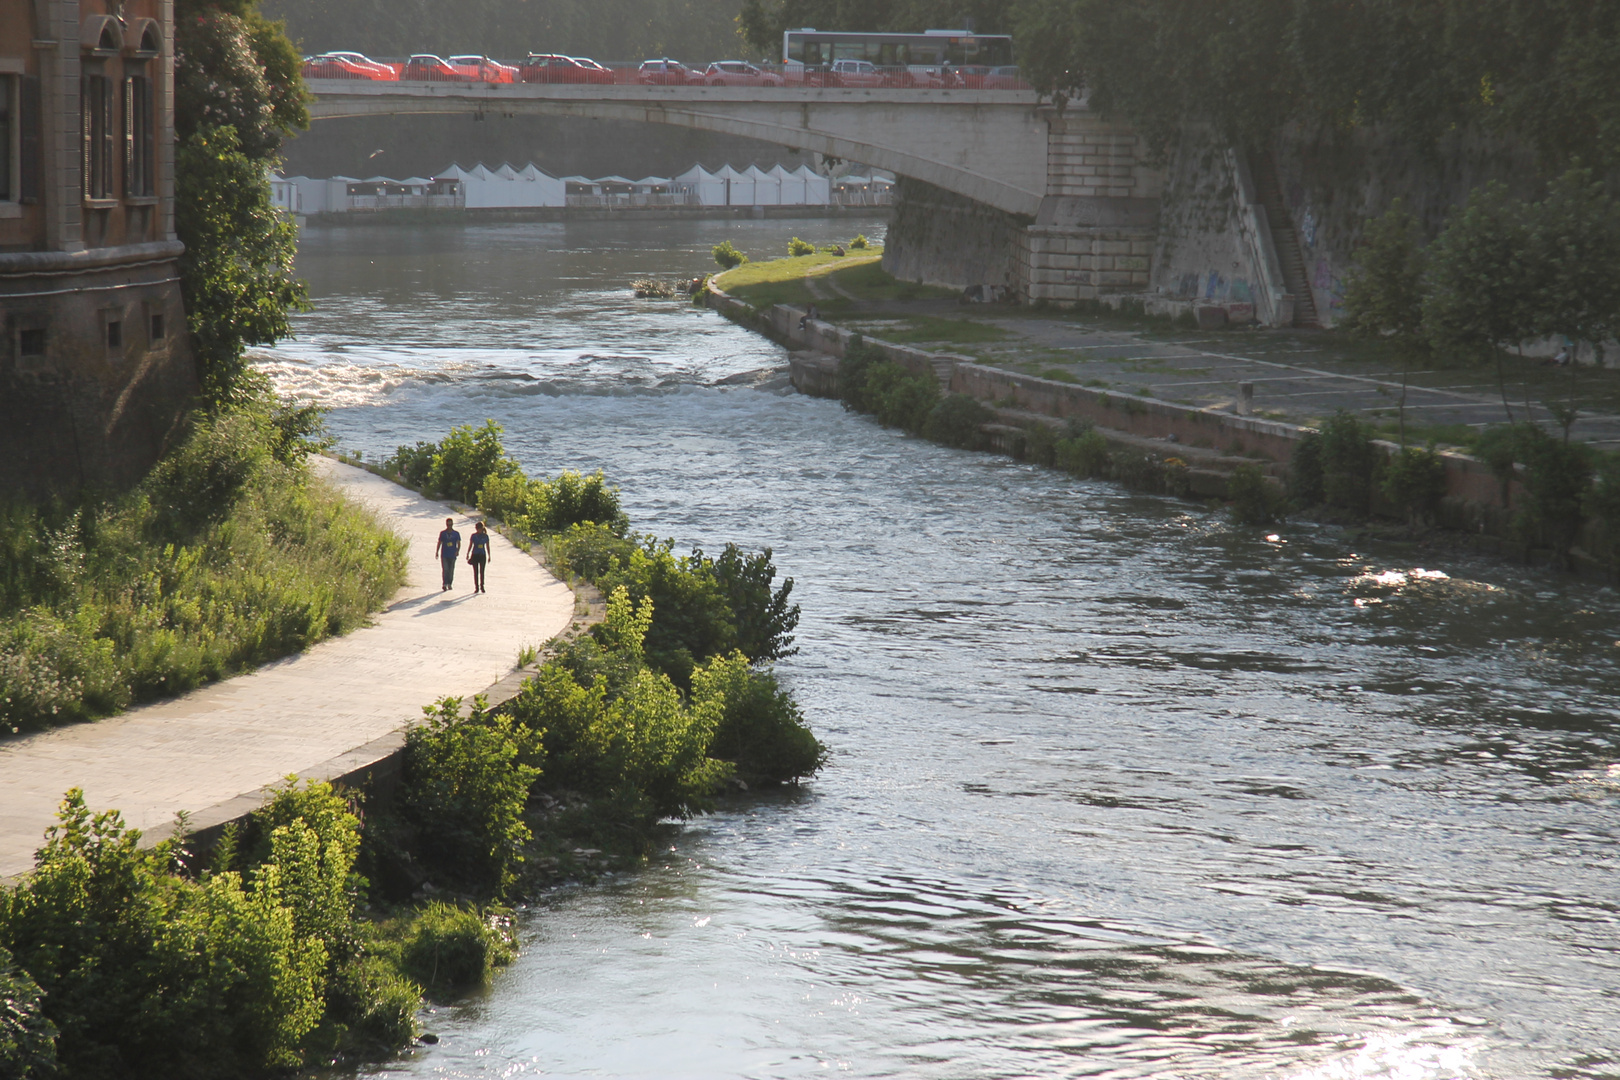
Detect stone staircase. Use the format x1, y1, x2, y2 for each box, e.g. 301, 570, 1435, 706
1248, 151, 1320, 329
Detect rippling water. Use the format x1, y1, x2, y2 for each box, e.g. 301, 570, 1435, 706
264, 220, 1620, 1080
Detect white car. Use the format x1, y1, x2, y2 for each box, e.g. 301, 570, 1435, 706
829, 59, 886, 87
703, 61, 784, 87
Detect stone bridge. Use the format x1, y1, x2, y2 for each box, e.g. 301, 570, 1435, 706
305, 80, 1292, 323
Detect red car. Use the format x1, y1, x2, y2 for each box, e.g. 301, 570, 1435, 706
301, 51, 397, 81
449, 54, 519, 83
401, 54, 476, 82
702, 61, 784, 87
637, 59, 693, 85
520, 54, 614, 84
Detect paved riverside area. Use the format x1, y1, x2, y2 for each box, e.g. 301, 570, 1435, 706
0, 458, 575, 880
810, 280, 1620, 449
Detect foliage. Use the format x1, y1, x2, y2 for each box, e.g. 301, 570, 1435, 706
924, 394, 993, 450
0, 787, 364, 1078
0, 948, 56, 1079
713, 240, 749, 270
1422, 182, 1538, 421
838, 335, 940, 434
173, 0, 309, 405
1381, 446, 1447, 526
479, 469, 627, 537
1585, 450, 1620, 577
0, 405, 406, 733
1318, 411, 1380, 517
1227, 462, 1283, 525
1054, 426, 1110, 478
402, 696, 542, 897
594, 539, 799, 686
1344, 199, 1428, 346
1512, 424, 1594, 563
399, 903, 513, 994
174, 126, 307, 403
1290, 430, 1325, 505
703, 659, 826, 786
1525, 167, 1620, 363
1010, 0, 1620, 170
788, 237, 817, 257
849, 234, 870, 250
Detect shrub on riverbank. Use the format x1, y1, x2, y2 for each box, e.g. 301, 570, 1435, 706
0, 401, 406, 733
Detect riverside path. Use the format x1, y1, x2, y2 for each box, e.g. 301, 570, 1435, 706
0, 458, 576, 880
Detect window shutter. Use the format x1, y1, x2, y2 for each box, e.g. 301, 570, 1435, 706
123, 77, 133, 197
100, 76, 113, 198
140, 79, 154, 195
82, 75, 91, 199
19, 76, 40, 204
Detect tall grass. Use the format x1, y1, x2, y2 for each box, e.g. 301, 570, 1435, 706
0, 405, 407, 733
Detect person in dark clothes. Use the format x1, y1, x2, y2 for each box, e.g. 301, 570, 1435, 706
467, 520, 492, 593
436, 517, 462, 590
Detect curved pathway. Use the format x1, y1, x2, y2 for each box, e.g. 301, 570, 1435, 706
0, 458, 575, 879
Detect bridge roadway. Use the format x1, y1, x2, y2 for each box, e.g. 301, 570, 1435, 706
305, 79, 1050, 217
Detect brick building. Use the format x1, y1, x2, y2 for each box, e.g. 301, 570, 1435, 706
0, 0, 196, 498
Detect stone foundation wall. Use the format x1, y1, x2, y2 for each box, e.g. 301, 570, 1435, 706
881, 177, 1029, 293
0, 244, 197, 498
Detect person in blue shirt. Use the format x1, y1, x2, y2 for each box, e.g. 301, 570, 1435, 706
435, 517, 462, 591
467, 520, 492, 593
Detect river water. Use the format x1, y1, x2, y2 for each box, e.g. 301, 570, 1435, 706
262, 220, 1620, 1080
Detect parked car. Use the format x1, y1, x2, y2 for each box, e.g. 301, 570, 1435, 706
637, 58, 693, 85
520, 53, 615, 84
401, 54, 476, 81
942, 63, 992, 89
301, 51, 397, 81
448, 54, 519, 83
984, 65, 1026, 90
828, 59, 886, 87
701, 61, 784, 87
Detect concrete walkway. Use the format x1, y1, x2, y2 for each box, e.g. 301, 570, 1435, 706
0, 458, 575, 879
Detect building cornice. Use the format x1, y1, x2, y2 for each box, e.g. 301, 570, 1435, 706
0, 239, 185, 276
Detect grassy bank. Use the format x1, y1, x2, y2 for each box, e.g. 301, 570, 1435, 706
0, 423, 828, 1078
0, 400, 407, 733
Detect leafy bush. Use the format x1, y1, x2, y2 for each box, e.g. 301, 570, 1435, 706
1054, 427, 1111, 477
594, 541, 798, 686
480, 469, 626, 537
402, 696, 542, 897
0, 404, 407, 733
1290, 430, 1325, 505
713, 240, 748, 269
788, 236, 816, 257
1319, 411, 1380, 516
849, 234, 869, 249
1382, 446, 1448, 525
924, 394, 993, 450
703, 657, 827, 786
839, 335, 940, 434
324, 954, 419, 1049
399, 902, 513, 994
1227, 463, 1284, 525
0, 948, 56, 1079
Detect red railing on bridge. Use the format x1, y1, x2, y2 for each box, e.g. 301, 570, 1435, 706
300, 55, 1032, 92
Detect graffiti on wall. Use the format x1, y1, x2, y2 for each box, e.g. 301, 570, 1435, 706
1313, 257, 1345, 315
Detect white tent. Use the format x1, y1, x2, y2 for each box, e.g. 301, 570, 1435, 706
769, 163, 804, 205
632, 176, 672, 193
439, 161, 564, 208
745, 164, 779, 206
715, 165, 753, 206
797, 164, 831, 205
673, 164, 727, 206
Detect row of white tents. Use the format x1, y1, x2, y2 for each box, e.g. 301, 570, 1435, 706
271, 162, 890, 213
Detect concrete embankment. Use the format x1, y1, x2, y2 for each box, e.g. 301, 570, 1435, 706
705, 283, 1517, 530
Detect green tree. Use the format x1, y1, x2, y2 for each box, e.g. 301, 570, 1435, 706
1526, 167, 1620, 397
1423, 183, 1538, 423
174, 0, 310, 404
1343, 199, 1428, 444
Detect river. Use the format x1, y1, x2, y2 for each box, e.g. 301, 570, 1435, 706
262, 219, 1620, 1080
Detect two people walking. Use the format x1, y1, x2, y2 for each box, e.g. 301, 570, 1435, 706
435, 517, 492, 594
